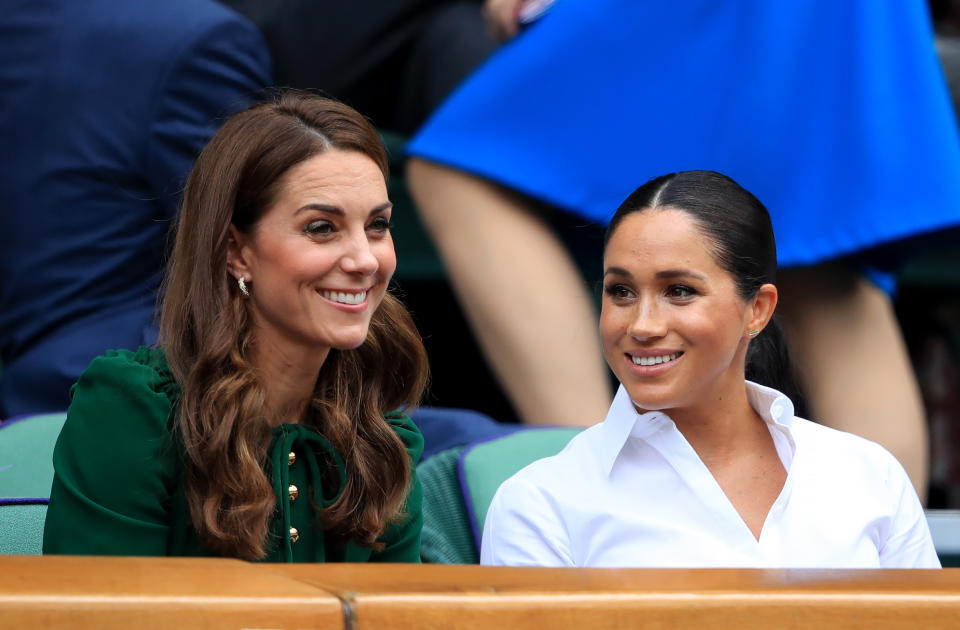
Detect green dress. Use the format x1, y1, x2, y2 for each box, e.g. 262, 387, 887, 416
42, 347, 423, 562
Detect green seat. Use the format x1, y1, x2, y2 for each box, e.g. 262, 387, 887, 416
460, 428, 581, 546
0, 412, 67, 555
417, 446, 477, 564
417, 428, 580, 563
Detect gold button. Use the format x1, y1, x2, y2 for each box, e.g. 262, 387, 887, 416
288, 484, 299, 502
288, 451, 296, 466
289, 527, 299, 543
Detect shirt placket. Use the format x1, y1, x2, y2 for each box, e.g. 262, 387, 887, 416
755, 427, 797, 565
645, 423, 766, 562
271, 426, 298, 562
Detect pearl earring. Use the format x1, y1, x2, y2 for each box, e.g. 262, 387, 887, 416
237, 276, 249, 297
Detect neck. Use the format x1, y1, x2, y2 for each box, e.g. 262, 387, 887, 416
248, 325, 330, 427
660, 376, 767, 462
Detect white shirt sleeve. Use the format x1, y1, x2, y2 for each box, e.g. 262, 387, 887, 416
878, 457, 941, 568
480, 476, 574, 567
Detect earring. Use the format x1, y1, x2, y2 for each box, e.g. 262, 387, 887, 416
237, 276, 249, 297
747, 330, 760, 338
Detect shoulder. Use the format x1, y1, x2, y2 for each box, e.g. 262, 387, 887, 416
145, 0, 270, 115
789, 416, 913, 496
161, 0, 270, 75
792, 417, 900, 469
46, 346, 183, 552
53, 347, 182, 510
80, 345, 175, 381
68, 0, 265, 69
66, 346, 180, 441
102, 0, 263, 43
73, 346, 179, 406
789, 419, 938, 568
384, 410, 424, 466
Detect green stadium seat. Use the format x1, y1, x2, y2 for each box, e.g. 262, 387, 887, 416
460, 428, 581, 543
418, 428, 580, 563
417, 446, 477, 564
0, 412, 67, 555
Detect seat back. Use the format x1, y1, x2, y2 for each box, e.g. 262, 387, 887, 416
459, 428, 581, 550
0, 412, 67, 554
417, 446, 478, 564
927, 509, 960, 567
417, 428, 580, 563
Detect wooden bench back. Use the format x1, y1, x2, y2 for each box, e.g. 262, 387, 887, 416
2, 556, 960, 629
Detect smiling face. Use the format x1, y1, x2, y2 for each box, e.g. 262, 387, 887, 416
227, 149, 395, 363
600, 208, 772, 415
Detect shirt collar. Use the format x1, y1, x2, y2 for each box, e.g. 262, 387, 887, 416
744, 379, 795, 429
594, 381, 796, 477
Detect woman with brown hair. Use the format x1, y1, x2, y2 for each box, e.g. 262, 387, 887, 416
42, 92, 429, 562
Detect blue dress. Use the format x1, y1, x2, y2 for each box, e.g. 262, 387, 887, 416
408, 0, 960, 268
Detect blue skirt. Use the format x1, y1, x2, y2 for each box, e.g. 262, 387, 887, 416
408, 0, 960, 268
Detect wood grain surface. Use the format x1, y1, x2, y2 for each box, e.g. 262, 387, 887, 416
3, 556, 960, 629
0, 555, 342, 629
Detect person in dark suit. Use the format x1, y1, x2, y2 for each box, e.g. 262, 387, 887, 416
218, 0, 497, 135
0, 0, 272, 418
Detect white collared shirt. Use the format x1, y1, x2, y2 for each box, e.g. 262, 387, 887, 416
481, 381, 940, 568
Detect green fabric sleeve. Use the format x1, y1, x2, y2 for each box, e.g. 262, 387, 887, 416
42, 348, 179, 556
368, 410, 424, 563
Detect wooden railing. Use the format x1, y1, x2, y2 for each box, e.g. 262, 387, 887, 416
2, 556, 960, 629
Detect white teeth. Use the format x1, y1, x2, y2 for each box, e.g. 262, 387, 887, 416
631, 352, 681, 366
320, 290, 367, 305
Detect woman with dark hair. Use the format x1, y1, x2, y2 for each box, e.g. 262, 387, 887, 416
481, 171, 938, 568
42, 92, 430, 562
408, 0, 960, 496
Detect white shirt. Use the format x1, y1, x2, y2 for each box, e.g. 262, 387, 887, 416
481, 382, 940, 568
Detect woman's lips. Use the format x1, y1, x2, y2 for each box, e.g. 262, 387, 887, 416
317, 287, 371, 311
624, 350, 684, 375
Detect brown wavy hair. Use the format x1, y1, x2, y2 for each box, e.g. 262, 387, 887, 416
159, 91, 429, 559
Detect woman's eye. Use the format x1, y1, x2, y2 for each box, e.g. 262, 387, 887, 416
367, 216, 392, 233
304, 220, 334, 236
666, 285, 696, 299
603, 284, 634, 300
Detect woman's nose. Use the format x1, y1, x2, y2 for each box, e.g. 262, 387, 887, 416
341, 234, 379, 275
628, 298, 667, 340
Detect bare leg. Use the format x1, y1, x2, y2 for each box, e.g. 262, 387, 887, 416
407, 158, 612, 426
777, 264, 929, 498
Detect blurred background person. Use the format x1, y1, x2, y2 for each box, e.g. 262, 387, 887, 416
219, 0, 498, 137
0, 0, 271, 418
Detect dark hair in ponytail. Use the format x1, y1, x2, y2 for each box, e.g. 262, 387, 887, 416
605, 171, 803, 409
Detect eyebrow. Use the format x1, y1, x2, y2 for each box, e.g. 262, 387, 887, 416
603, 266, 707, 282
295, 202, 393, 217
603, 266, 633, 279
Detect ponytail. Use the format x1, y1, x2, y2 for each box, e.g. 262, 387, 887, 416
745, 316, 806, 416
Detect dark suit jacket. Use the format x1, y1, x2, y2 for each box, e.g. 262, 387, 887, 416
0, 0, 271, 417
